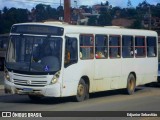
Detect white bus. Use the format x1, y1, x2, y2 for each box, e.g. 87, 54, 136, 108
4, 22, 158, 102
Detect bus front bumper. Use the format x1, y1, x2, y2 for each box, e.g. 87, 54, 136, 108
4, 80, 61, 97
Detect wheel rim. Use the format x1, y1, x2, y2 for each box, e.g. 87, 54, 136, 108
77, 84, 85, 97
129, 78, 135, 91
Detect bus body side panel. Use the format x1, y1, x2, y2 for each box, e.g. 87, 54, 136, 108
121, 58, 136, 88
136, 58, 158, 85
121, 57, 157, 87
93, 59, 122, 91
142, 36, 159, 84
61, 60, 94, 97
144, 58, 158, 83
61, 33, 95, 97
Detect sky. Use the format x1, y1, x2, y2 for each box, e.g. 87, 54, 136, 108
0, 0, 159, 10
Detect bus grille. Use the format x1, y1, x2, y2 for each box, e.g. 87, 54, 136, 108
13, 79, 47, 87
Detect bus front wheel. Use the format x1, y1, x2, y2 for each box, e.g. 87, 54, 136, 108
75, 78, 89, 102
127, 74, 136, 95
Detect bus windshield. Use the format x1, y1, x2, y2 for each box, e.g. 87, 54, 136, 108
6, 35, 62, 74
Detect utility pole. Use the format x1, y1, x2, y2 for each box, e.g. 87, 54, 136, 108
148, 6, 151, 30
64, 0, 71, 23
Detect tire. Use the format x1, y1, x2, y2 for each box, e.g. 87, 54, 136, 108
0, 57, 4, 71
157, 77, 160, 83
75, 78, 89, 102
126, 74, 136, 95
28, 95, 42, 101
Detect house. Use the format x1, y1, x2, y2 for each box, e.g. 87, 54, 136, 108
112, 18, 135, 27
142, 16, 160, 29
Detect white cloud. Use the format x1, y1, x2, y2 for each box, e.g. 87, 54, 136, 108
108, 0, 127, 8
0, 0, 61, 10
0, 0, 159, 10
151, 0, 160, 5
79, 0, 101, 6
78, 0, 129, 8
0, 0, 36, 10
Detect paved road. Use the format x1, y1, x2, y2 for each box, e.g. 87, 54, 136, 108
0, 71, 159, 120
0, 84, 159, 111
0, 83, 160, 120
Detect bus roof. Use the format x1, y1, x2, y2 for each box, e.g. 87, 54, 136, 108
12, 22, 158, 37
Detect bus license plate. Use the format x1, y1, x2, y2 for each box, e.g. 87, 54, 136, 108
23, 88, 33, 92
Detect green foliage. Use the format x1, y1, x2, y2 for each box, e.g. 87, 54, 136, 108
88, 16, 97, 26
0, 4, 61, 34
35, 4, 57, 21
125, 8, 138, 18
0, 1, 160, 34
130, 19, 142, 29
96, 5, 112, 26
0, 7, 28, 34
152, 4, 160, 17
97, 12, 112, 26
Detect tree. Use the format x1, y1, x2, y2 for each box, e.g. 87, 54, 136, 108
3, 7, 8, 14
138, 0, 150, 8
157, 3, 160, 7
136, 0, 151, 15
97, 12, 112, 26
35, 4, 48, 21
105, 1, 109, 6
101, 1, 109, 6
0, 10, 1, 19
0, 10, 3, 34
46, 6, 57, 19
123, 8, 138, 18
0, 7, 29, 34
88, 16, 97, 26
152, 3, 160, 17
110, 7, 122, 18
15, 9, 28, 23
130, 19, 143, 29
57, 5, 64, 19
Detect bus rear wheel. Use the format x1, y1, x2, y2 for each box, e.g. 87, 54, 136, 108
75, 78, 89, 102
127, 74, 136, 95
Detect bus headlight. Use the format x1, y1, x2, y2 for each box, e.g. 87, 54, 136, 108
4, 70, 10, 81
50, 71, 60, 84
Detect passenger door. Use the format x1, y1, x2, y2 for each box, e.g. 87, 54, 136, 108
62, 34, 80, 96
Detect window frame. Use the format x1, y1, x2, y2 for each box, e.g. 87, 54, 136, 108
79, 34, 94, 60
64, 36, 78, 68
122, 35, 134, 58
135, 36, 146, 58
109, 35, 121, 59
146, 36, 157, 57
95, 34, 108, 59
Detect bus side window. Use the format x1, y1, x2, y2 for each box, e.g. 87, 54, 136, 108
65, 37, 78, 67
109, 35, 121, 58
122, 35, 134, 58
135, 36, 145, 57
147, 36, 157, 57
80, 34, 94, 59
95, 35, 108, 59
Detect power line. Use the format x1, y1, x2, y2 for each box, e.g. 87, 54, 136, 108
4, 0, 75, 6
5, 0, 61, 5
